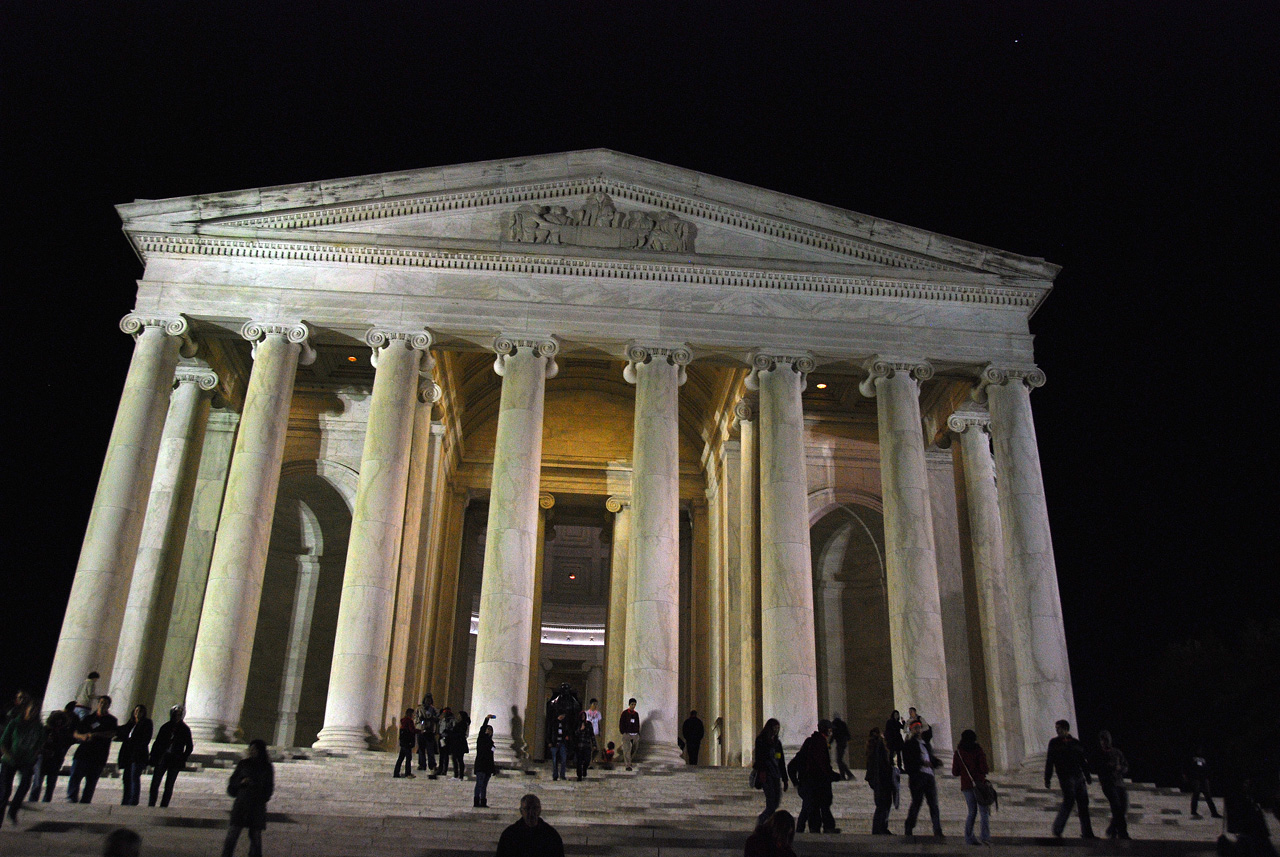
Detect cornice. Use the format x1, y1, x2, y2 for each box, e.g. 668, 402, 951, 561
210, 176, 962, 273
131, 233, 1043, 310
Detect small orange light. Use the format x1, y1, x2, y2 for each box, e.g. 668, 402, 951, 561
347, 356, 358, 363
568, 574, 576, 580
815, 383, 828, 389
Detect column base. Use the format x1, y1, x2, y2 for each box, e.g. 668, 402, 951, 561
186, 718, 240, 743
313, 725, 377, 752
1019, 751, 1049, 772
637, 742, 685, 768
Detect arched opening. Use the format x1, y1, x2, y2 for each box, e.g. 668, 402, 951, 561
240, 465, 351, 746
810, 504, 894, 734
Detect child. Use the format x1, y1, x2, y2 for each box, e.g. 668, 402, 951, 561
602, 741, 616, 769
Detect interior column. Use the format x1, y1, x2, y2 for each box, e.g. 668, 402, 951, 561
603, 494, 631, 752
735, 398, 762, 764
860, 357, 953, 752
186, 322, 313, 741
469, 335, 558, 765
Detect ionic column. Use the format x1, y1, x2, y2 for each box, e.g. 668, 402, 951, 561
975, 365, 1075, 763
469, 335, 558, 765
603, 495, 631, 750
949, 408, 1023, 769
747, 352, 818, 753
186, 322, 314, 741
110, 367, 219, 712
521, 492, 554, 761
622, 343, 689, 765
735, 398, 762, 763
814, 578, 848, 720
860, 357, 952, 752
315, 330, 432, 750
45, 314, 192, 713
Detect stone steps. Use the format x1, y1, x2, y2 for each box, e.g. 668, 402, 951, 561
0, 751, 1225, 857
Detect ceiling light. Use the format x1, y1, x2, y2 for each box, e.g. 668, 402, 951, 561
347, 356, 358, 362
815, 383, 827, 389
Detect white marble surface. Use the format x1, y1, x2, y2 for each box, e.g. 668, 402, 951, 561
863, 361, 953, 753
754, 360, 819, 753
737, 412, 762, 765
603, 496, 631, 750
45, 319, 183, 713
469, 342, 549, 764
315, 335, 425, 750
951, 411, 1025, 770
623, 352, 683, 764
985, 372, 1076, 763
110, 368, 216, 712
186, 328, 306, 741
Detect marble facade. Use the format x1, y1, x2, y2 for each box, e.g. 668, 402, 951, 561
45, 150, 1073, 767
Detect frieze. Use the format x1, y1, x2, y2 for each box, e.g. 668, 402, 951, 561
504, 193, 695, 253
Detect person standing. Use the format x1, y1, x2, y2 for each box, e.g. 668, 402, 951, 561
1097, 731, 1130, 839
221, 739, 274, 857
752, 719, 788, 827
864, 727, 895, 835
830, 715, 852, 780
448, 711, 470, 780
495, 793, 565, 857
903, 719, 944, 838
34, 708, 74, 802
618, 698, 640, 771
116, 705, 153, 806
1187, 747, 1220, 819
67, 695, 118, 804
584, 699, 602, 765
474, 715, 496, 808
0, 695, 44, 828
1044, 719, 1095, 839
682, 710, 705, 765
74, 672, 99, 720
148, 705, 193, 807
574, 712, 595, 781
548, 712, 570, 781
793, 719, 840, 835
952, 728, 992, 845
393, 708, 417, 778
415, 694, 439, 775
433, 707, 455, 778
884, 710, 905, 769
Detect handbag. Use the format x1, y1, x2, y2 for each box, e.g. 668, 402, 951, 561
749, 768, 764, 789
957, 750, 998, 809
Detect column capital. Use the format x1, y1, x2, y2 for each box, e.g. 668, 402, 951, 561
605, 495, 631, 514
240, 320, 316, 365
365, 328, 433, 370
173, 367, 220, 393
857, 356, 933, 398
622, 342, 691, 386
946, 405, 991, 435
539, 492, 556, 510
417, 378, 442, 405
120, 313, 197, 357
493, 333, 559, 379
744, 350, 815, 391
970, 363, 1046, 404
732, 394, 757, 426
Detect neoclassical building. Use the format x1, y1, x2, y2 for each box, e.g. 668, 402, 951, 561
45, 150, 1073, 770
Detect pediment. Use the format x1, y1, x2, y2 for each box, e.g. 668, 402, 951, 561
117, 150, 1059, 280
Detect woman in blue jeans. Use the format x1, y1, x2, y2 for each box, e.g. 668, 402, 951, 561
752, 719, 787, 827
473, 717, 495, 807
952, 729, 992, 845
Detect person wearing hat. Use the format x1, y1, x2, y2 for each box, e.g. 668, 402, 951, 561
793, 719, 840, 834
148, 705, 193, 807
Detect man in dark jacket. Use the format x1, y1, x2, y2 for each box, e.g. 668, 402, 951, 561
148, 705, 193, 807
66, 695, 118, 804
496, 793, 565, 857
1045, 719, 1095, 839
903, 719, 944, 838
865, 727, 895, 834
681, 711, 705, 765
792, 719, 840, 834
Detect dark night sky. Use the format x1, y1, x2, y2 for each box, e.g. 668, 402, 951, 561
3, 2, 1276, 781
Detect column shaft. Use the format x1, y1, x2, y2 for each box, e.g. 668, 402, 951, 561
186, 325, 309, 741
45, 316, 186, 712
470, 340, 552, 764
864, 360, 952, 751
985, 371, 1075, 762
110, 369, 216, 711
952, 415, 1024, 770
603, 497, 631, 751
737, 410, 762, 764
755, 358, 818, 752
316, 334, 426, 750
623, 350, 684, 764
720, 442, 744, 767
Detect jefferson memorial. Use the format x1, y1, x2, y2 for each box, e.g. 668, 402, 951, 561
44, 150, 1073, 770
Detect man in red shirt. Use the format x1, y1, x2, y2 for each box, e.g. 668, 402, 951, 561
618, 698, 640, 771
